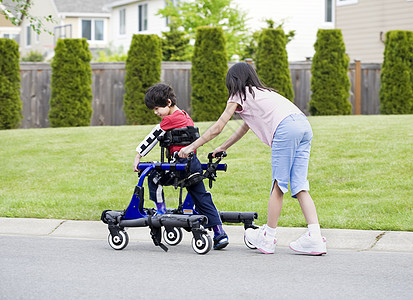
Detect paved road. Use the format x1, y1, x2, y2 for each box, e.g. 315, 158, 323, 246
1, 234, 412, 300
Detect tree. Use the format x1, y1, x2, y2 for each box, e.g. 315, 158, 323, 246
123, 34, 162, 125
162, 23, 191, 61
49, 39, 93, 127
256, 28, 294, 101
309, 29, 351, 115
158, 0, 248, 60
241, 19, 295, 62
379, 30, 413, 114
1, 0, 54, 34
191, 26, 227, 121
0, 38, 22, 129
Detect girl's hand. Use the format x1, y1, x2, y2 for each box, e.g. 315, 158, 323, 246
212, 146, 227, 158
178, 145, 195, 158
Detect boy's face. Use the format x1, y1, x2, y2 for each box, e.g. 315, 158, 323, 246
153, 106, 170, 118
153, 99, 173, 118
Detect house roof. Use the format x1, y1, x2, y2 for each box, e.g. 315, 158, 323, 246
53, 0, 114, 14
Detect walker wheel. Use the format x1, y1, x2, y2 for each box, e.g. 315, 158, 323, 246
191, 233, 212, 255
108, 230, 129, 250
163, 227, 183, 246
244, 234, 257, 250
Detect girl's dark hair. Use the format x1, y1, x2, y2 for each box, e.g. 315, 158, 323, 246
225, 62, 275, 101
145, 83, 177, 109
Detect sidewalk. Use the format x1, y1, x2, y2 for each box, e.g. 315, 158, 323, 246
1, 217, 412, 253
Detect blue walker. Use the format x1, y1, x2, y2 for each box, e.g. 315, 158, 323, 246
101, 128, 258, 255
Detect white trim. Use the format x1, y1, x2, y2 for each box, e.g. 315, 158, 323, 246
60, 12, 111, 18
336, 0, 358, 6
105, 0, 138, 9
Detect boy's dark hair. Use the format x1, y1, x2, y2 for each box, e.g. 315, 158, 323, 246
145, 83, 177, 109
225, 62, 275, 102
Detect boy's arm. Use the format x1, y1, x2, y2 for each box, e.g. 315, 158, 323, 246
136, 124, 165, 157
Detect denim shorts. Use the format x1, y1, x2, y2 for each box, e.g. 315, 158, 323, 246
271, 114, 312, 198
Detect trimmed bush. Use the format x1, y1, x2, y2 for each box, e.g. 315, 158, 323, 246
256, 28, 294, 101
124, 34, 162, 125
309, 29, 351, 115
0, 38, 22, 129
379, 30, 413, 114
162, 23, 191, 61
49, 39, 93, 127
191, 26, 227, 121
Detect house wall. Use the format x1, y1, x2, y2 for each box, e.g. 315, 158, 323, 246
336, 0, 413, 63
109, 0, 167, 52
234, 0, 335, 61
19, 0, 59, 58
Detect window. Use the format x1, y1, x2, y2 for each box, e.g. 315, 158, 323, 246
82, 19, 105, 41
325, 0, 333, 22
138, 4, 148, 31
95, 20, 104, 40
119, 8, 126, 35
337, 0, 358, 6
26, 26, 31, 46
82, 20, 92, 40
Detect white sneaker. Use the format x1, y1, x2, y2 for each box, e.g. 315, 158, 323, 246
245, 225, 277, 254
289, 231, 327, 255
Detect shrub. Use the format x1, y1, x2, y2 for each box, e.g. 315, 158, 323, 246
49, 39, 93, 127
124, 34, 162, 125
379, 30, 413, 114
162, 23, 191, 61
191, 26, 227, 121
309, 29, 351, 115
0, 38, 22, 129
256, 28, 294, 101
21, 50, 44, 62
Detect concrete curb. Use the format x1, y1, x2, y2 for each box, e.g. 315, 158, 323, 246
1, 217, 412, 253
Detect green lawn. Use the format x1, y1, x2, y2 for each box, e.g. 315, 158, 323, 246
0, 115, 412, 231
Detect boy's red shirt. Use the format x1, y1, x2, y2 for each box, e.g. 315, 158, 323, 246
160, 110, 194, 154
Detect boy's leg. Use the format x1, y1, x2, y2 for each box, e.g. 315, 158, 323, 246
147, 171, 166, 214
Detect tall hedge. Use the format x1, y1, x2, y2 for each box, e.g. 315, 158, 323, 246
191, 26, 227, 121
379, 30, 413, 114
49, 39, 93, 127
124, 34, 162, 125
309, 29, 351, 115
256, 28, 294, 101
0, 39, 22, 129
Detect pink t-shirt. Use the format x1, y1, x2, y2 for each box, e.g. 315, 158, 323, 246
228, 87, 304, 146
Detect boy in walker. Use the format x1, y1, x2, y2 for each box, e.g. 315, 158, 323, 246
133, 83, 229, 250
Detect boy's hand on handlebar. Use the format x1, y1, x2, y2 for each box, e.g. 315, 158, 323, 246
133, 153, 141, 172
178, 145, 195, 159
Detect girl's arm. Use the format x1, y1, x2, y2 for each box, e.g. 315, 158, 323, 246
213, 121, 249, 155
178, 102, 238, 158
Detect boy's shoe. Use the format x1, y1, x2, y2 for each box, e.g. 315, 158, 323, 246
213, 233, 229, 250
245, 225, 277, 254
289, 231, 327, 255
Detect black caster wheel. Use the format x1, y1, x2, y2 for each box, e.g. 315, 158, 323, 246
191, 233, 212, 255
163, 227, 183, 246
244, 234, 257, 249
108, 230, 129, 250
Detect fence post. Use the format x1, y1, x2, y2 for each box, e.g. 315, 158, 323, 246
354, 60, 361, 115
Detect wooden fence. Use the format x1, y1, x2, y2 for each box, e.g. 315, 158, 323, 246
19, 61, 381, 128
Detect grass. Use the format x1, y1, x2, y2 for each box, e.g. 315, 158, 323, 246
0, 115, 412, 231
